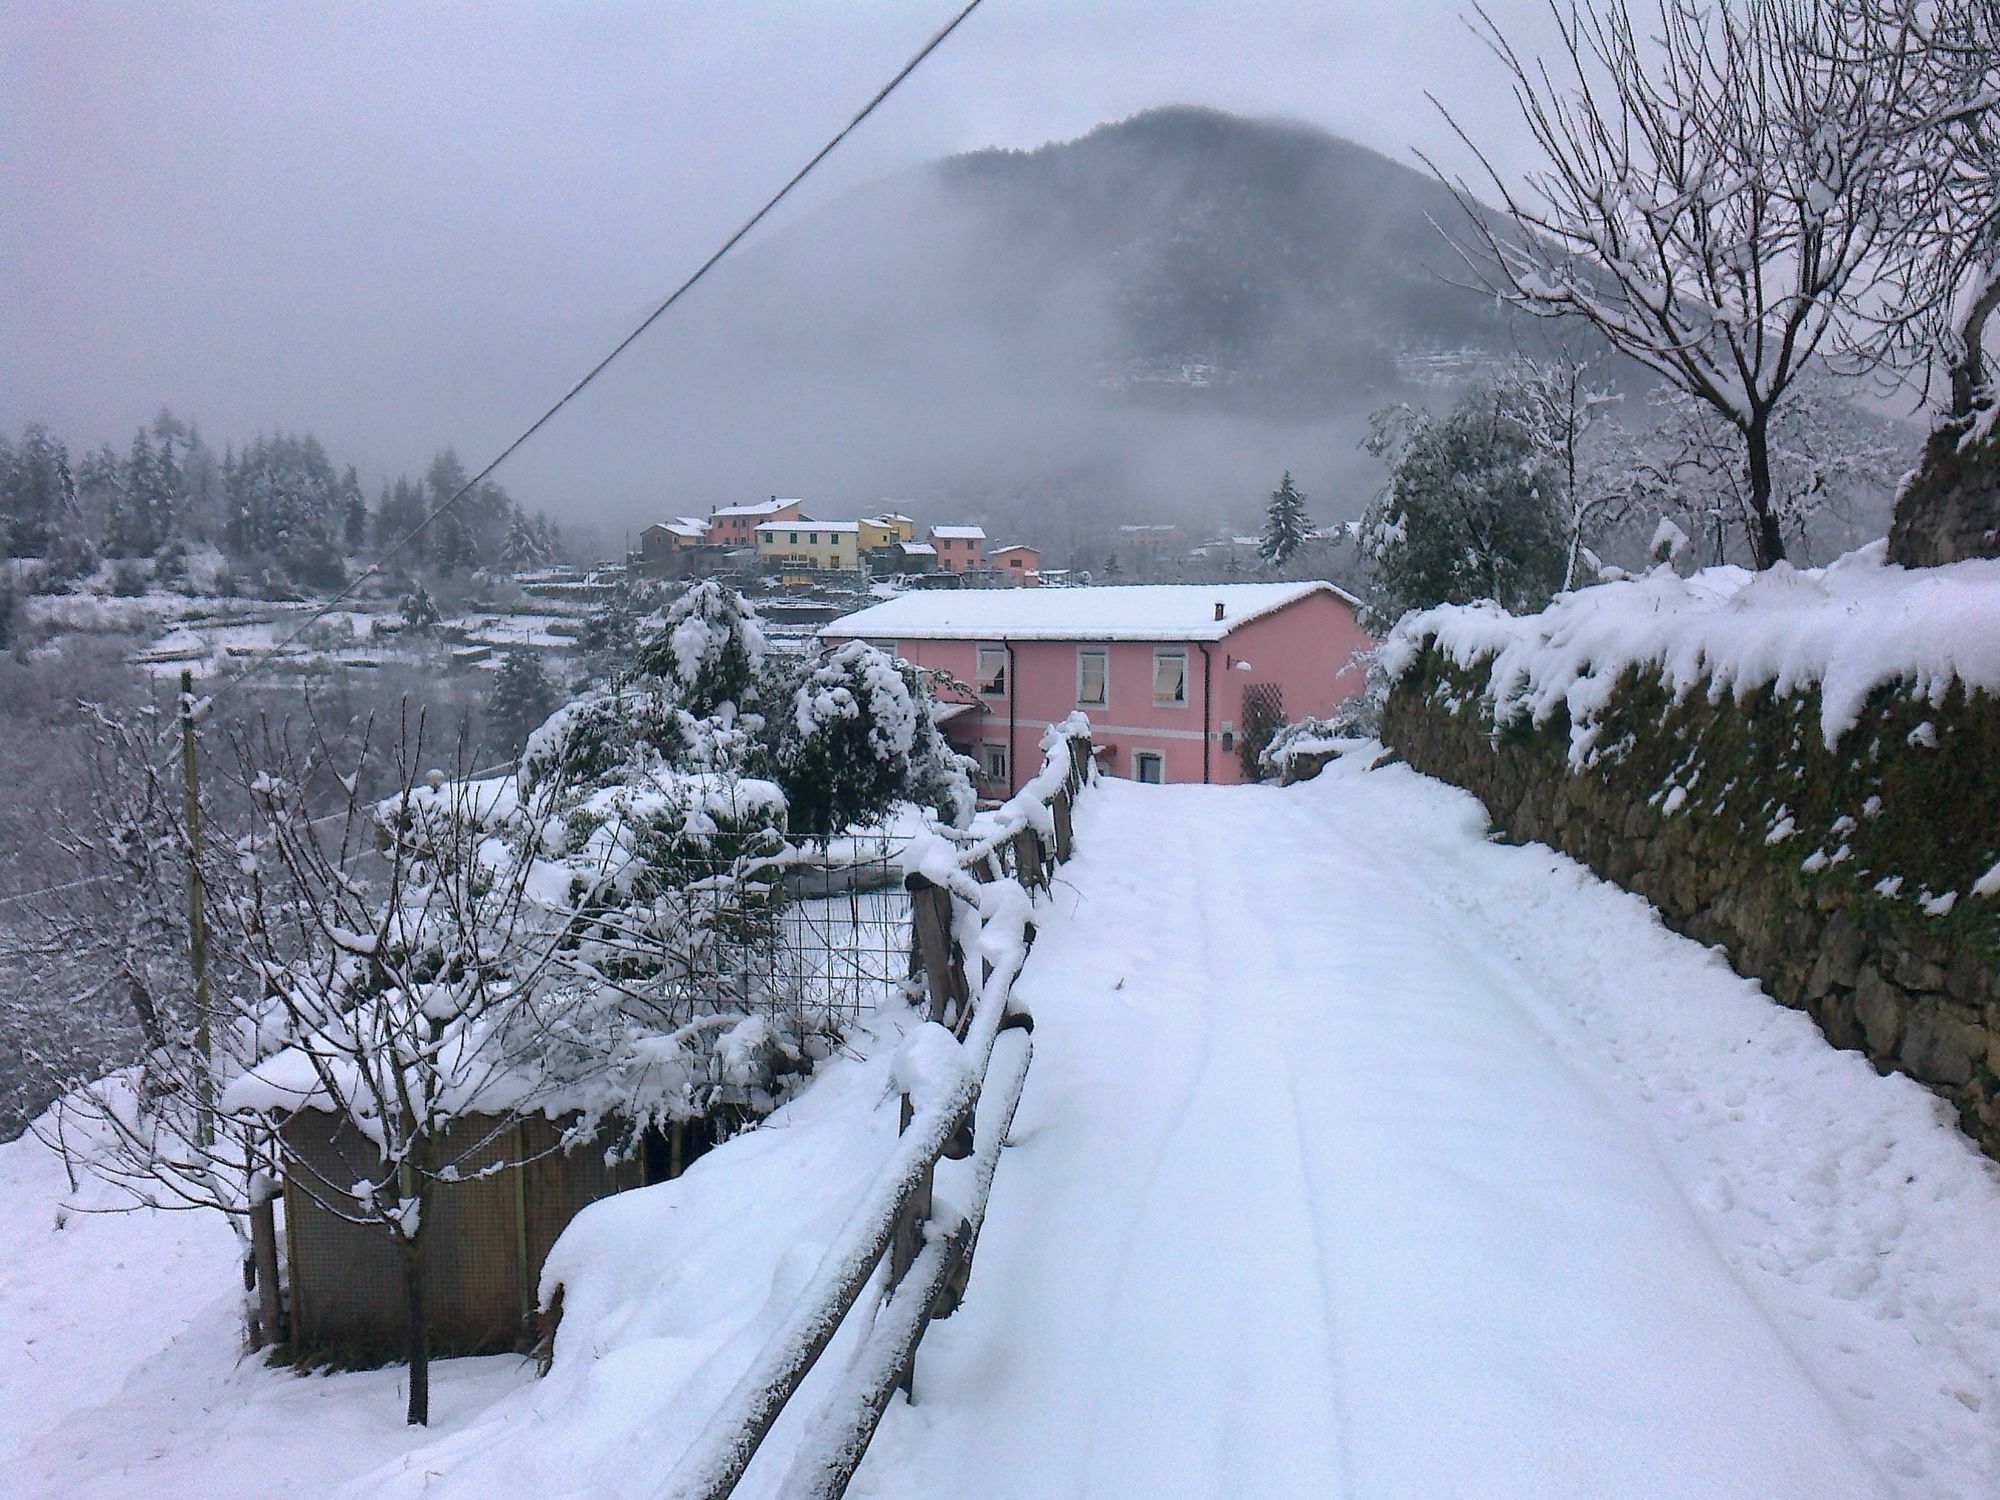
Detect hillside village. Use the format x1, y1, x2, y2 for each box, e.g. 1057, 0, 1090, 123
5, 3, 2000, 1499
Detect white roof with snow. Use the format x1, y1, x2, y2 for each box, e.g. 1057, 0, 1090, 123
757, 519, 859, 534
930, 525, 986, 540
714, 498, 801, 519
824, 582, 1354, 643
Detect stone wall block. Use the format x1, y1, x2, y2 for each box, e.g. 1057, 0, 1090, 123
1854, 968, 1910, 1058
1901, 1003, 1982, 1087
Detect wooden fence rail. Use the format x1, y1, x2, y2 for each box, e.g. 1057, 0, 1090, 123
661, 715, 1094, 1500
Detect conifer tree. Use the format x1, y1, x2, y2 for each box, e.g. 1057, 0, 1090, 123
1259, 471, 1313, 569
486, 649, 561, 754
340, 466, 368, 552
401, 583, 441, 632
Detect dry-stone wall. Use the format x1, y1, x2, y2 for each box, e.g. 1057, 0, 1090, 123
1381, 649, 2000, 1157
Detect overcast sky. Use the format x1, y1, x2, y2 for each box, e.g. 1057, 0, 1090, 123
1, 0, 1556, 517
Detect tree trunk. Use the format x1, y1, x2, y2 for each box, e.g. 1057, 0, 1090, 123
1744, 421, 1786, 570
1888, 277, 2000, 569
401, 1233, 430, 1426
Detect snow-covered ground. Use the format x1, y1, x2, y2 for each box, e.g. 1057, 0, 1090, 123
0, 1103, 537, 1497
856, 766, 2000, 1498
7, 761, 2000, 1497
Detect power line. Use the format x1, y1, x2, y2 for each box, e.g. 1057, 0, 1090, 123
202, 0, 989, 711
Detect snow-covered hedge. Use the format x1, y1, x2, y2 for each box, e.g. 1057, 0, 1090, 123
1382, 543, 2000, 766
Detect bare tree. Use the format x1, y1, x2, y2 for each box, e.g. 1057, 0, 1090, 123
19, 696, 284, 1344
1432, 0, 1920, 568
1508, 352, 1629, 587
1839, 0, 2000, 565
1623, 378, 1905, 565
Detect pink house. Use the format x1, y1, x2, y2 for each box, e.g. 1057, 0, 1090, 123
823, 582, 1373, 792
929, 525, 986, 573
988, 543, 1041, 586
709, 497, 804, 549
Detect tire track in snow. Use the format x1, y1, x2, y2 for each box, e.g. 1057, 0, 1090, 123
1068, 786, 1267, 1495
1201, 789, 1358, 1499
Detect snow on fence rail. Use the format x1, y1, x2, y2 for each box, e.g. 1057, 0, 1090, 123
662, 716, 1095, 1500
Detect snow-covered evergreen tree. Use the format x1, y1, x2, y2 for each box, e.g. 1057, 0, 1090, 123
487, 649, 561, 754
400, 582, 440, 632
633, 580, 767, 721
500, 509, 543, 572
1361, 381, 1568, 625
340, 466, 368, 552
2, 424, 76, 558
776, 640, 975, 841
1259, 471, 1313, 569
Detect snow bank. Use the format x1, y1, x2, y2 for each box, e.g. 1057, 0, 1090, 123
1382, 545, 2000, 764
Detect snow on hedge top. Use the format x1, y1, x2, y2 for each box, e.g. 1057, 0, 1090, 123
824, 581, 1355, 643
1380, 543, 2000, 762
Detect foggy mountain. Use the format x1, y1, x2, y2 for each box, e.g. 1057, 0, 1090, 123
590, 106, 1551, 546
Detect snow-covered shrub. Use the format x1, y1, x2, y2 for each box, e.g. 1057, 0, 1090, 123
1257, 651, 1391, 781
633, 580, 767, 719
775, 640, 975, 840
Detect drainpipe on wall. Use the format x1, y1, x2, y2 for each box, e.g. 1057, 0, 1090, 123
1005, 639, 1018, 797
1197, 642, 1214, 785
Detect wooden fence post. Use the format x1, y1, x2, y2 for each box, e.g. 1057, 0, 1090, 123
1012, 826, 1043, 893
905, 874, 959, 1025
250, 1194, 284, 1348
1052, 786, 1074, 865
886, 1092, 933, 1397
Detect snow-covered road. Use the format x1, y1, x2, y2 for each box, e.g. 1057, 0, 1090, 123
855, 763, 2000, 1499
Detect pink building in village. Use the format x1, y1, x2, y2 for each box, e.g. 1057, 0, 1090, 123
929, 525, 986, 573
823, 582, 1373, 792
988, 543, 1041, 585
708, 497, 804, 549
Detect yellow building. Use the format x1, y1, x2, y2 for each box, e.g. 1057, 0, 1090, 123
858, 512, 917, 553
857, 513, 916, 554
756, 519, 863, 575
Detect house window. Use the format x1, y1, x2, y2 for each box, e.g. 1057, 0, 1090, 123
976, 645, 1007, 697
1009, 556, 1024, 568
1134, 751, 1164, 784
981, 742, 1010, 783
1076, 649, 1107, 707
1153, 649, 1188, 706
789, 531, 800, 544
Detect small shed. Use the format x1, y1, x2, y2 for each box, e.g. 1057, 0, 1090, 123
279, 1110, 701, 1363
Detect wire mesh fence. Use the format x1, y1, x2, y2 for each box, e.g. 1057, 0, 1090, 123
777, 839, 916, 1032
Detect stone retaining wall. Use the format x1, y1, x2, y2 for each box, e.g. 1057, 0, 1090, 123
1381, 648, 2000, 1157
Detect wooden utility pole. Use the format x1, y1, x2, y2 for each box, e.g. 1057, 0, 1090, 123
178, 668, 214, 1147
